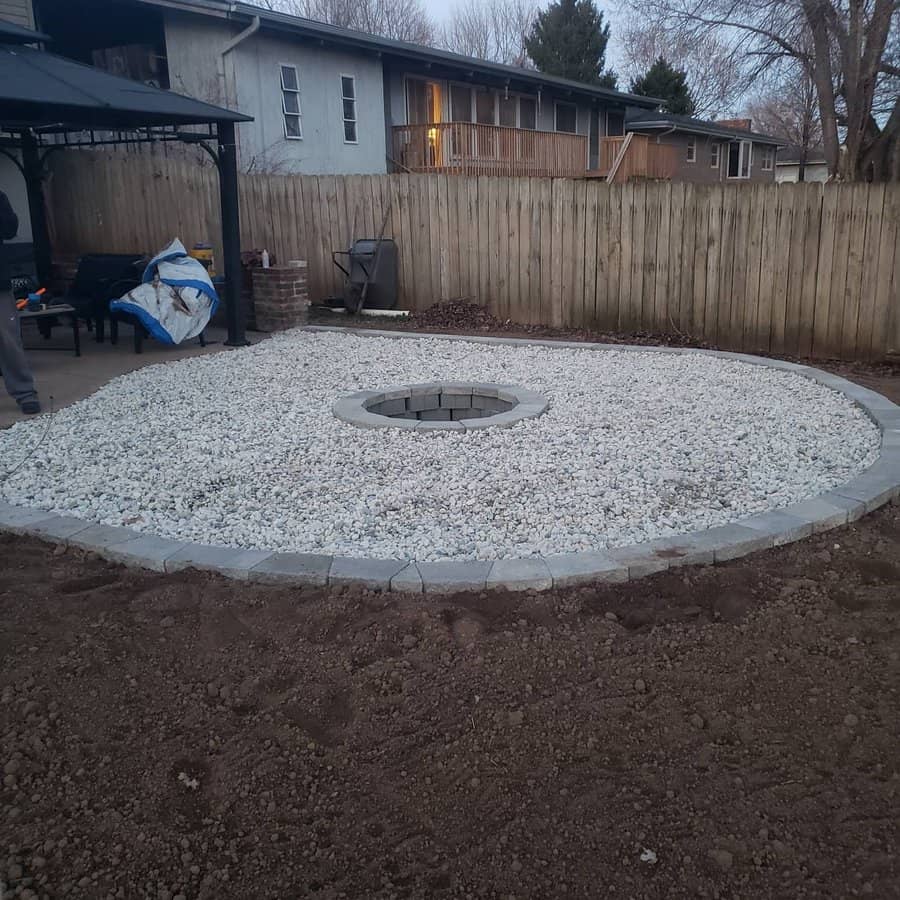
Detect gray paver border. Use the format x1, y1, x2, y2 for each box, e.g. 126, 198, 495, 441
3, 327, 899, 594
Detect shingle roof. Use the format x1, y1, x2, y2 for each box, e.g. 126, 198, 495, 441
625, 111, 783, 144
134, 0, 663, 108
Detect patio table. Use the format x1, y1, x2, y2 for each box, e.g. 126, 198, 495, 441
19, 303, 81, 357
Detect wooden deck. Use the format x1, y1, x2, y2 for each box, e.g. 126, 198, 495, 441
391, 122, 588, 178
597, 134, 677, 182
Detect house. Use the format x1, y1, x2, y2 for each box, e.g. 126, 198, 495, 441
24, 0, 662, 178
775, 145, 829, 183
618, 112, 782, 183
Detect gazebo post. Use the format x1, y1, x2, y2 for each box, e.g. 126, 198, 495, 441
217, 120, 247, 346
20, 131, 53, 286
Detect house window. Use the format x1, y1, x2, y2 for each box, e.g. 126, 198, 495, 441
555, 102, 577, 134
406, 77, 440, 125
519, 97, 536, 130
498, 95, 517, 127
686, 136, 696, 163
606, 110, 625, 136
450, 84, 473, 122
761, 145, 774, 170
728, 140, 752, 178
341, 75, 357, 143
280, 64, 302, 139
711, 142, 720, 168
475, 90, 496, 125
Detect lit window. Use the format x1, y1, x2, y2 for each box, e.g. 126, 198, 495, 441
711, 142, 720, 168
686, 135, 696, 162
341, 75, 357, 143
761, 145, 774, 170
555, 102, 577, 134
281, 64, 301, 139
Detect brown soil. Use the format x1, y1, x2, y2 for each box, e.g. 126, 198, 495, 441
3, 499, 900, 899
3, 310, 900, 899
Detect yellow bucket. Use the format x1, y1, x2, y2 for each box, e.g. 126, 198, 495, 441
189, 242, 215, 277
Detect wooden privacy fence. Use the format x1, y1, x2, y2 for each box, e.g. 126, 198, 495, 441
46, 151, 900, 360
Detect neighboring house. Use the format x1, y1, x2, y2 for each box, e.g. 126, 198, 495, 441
25, 0, 661, 177
775, 145, 829, 183
618, 112, 782, 184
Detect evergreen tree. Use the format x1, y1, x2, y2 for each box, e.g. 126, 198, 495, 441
524, 0, 617, 87
630, 56, 695, 115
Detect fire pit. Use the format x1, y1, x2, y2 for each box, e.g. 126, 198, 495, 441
332, 382, 549, 431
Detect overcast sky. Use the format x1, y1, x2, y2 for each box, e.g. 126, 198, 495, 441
418, 0, 627, 68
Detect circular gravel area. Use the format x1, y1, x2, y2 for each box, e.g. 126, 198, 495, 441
0, 330, 882, 561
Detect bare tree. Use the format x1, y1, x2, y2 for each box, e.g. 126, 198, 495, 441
625, 0, 900, 181
617, 15, 745, 117
745, 67, 823, 179
440, 0, 537, 65
257, 0, 435, 45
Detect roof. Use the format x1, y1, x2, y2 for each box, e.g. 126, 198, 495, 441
0, 19, 51, 44
133, 0, 662, 109
625, 111, 783, 145
776, 144, 827, 165
0, 43, 252, 130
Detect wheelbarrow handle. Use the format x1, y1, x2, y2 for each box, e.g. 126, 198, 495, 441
331, 250, 351, 279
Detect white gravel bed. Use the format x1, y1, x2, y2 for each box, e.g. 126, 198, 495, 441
0, 331, 881, 561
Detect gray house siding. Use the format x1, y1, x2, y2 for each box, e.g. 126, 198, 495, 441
0, 0, 33, 27
164, 12, 387, 174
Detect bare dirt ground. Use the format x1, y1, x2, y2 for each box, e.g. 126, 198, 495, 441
2, 307, 900, 899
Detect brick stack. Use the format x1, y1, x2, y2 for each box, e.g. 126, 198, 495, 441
250, 262, 309, 332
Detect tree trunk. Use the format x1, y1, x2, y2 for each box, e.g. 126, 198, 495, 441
802, 1, 841, 177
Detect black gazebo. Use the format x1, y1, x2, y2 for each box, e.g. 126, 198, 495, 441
0, 20, 253, 345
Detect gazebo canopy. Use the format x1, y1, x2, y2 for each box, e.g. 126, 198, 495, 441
0, 43, 250, 131
0, 26, 251, 345
0, 19, 51, 44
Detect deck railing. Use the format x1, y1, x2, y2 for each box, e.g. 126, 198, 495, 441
598, 134, 678, 182
392, 122, 588, 177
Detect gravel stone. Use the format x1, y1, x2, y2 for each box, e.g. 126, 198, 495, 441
0, 331, 880, 562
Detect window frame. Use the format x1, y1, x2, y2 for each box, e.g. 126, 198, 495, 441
554, 100, 578, 135
340, 73, 358, 145
403, 74, 442, 125
761, 144, 775, 171
449, 80, 474, 123
497, 93, 519, 128
727, 139, 753, 179
518, 95, 537, 130
474, 88, 498, 125
605, 109, 625, 136
686, 135, 697, 163
710, 142, 720, 169
280, 62, 302, 140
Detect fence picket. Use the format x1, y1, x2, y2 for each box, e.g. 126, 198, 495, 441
44, 154, 899, 360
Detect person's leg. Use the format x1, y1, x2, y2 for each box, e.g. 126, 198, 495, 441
0, 289, 40, 409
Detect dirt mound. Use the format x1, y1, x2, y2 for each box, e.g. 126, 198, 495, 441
2, 497, 900, 898
403, 300, 710, 348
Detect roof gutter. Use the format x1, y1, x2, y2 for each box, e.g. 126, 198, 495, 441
219, 14, 259, 107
